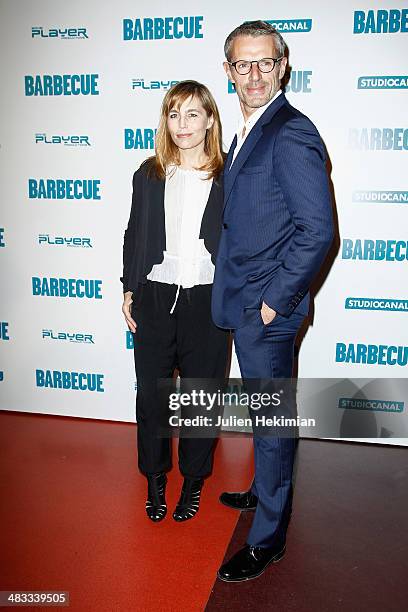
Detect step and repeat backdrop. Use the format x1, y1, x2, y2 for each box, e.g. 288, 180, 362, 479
0, 0, 407, 443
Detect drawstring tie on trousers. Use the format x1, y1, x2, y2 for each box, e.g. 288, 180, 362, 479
169, 284, 181, 314
169, 285, 192, 314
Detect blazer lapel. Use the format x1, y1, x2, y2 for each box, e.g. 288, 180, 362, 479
223, 93, 287, 210
152, 177, 166, 250
224, 135, 237, 175
199, 178, 223, 258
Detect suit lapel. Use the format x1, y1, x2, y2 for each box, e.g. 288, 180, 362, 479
223, 93, 287, 210
223, 124, 263, 208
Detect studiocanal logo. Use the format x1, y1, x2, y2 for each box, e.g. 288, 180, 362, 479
357, 75, 408, 89
345, 297, 408, 312
0, 227, 5, 247
349, 128, 408, 150
36, 369, 104, 392
353, 9, 408, 33
124, 129, 156, 149
32, 26, 88, 39
32, 277, 102, 299
265, 19, 312, 32
132, 79, 179, 91
42, 329, 94, 344
339, 398, 404, 412
342, 239, 408, 261
336, 343, 408, 366
228, 69, 312, 94
123, 16, 204, 40
0, 321, 10, 341
353, 191, 408, 204
38, 234, 93, 248
28, 179, 101, 200
25, 74, 99, 96
35, 133, 91, 146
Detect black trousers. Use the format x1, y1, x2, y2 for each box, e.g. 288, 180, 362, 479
131, 280, 229, 478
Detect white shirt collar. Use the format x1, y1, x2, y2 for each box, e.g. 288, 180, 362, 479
237, 89, 282, 138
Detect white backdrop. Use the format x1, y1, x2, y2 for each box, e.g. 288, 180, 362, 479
0, 0, 407, 444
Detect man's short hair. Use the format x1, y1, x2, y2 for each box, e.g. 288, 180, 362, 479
224, 20, 286, 62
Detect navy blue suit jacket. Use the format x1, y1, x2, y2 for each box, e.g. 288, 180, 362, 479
211, 93, 334, 329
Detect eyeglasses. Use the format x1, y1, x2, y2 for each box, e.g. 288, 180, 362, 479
228, 57, 283, 75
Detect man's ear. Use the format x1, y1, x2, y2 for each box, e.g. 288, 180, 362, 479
223, 61, 233, 83
279, 57, 288, 81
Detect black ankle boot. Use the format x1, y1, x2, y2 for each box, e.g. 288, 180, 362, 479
173, 477, 204, 522
145, 472, 167, 522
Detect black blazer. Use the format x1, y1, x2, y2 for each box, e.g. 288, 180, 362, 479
121, 159, 224, 293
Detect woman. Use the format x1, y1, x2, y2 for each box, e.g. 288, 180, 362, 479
121, 81, 229, 523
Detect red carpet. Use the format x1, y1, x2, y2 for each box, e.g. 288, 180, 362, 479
0, 411, 253, 611
2, 412, 407, 611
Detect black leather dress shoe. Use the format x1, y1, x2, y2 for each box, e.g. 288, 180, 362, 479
219, 490, 258, 511
217, 544, 286, 582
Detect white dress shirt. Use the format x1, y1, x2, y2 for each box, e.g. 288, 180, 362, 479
231, 89, 282, 166
147, 165, 215, 313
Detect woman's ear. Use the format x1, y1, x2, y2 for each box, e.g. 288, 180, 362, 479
207, 114, 215, 130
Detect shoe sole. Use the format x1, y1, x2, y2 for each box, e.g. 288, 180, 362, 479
219, 498, 257, 512
216, 547, 286, 583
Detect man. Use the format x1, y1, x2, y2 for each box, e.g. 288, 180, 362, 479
211, 21, 334, 582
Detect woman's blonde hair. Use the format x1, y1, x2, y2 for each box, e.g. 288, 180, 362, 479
151, 80, 224, 180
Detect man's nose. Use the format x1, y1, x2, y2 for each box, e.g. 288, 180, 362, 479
249, 62, 262, 80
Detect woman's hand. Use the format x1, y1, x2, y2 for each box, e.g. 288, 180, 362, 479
122, 291, 137, 333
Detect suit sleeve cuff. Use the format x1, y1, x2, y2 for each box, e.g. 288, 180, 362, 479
262, 290, 298, 318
